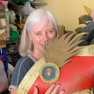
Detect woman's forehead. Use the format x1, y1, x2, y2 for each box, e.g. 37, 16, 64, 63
32, 20, 54, 31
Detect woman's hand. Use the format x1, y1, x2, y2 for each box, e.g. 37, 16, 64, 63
33, 84, 65, 94
9, 88, 17, 94
45, 84, 64, 94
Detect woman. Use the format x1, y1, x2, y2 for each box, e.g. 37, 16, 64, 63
9, 8, 64, 94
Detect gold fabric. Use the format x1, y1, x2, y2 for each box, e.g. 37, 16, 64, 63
77, 44, 94, 56
73, 89, 93, 94
0, 29, 6, 48
0, 19, 7, 29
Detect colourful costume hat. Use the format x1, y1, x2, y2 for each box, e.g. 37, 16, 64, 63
17, 32, 94, 94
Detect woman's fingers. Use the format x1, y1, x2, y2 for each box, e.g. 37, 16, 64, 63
45, 84, 56, 94
33, 84, 65, 94
45, 84, 65, 94
33, 87, 38, 94
59, 91, 65, 94
51, 84, 60, 94
45, 84, 55, 94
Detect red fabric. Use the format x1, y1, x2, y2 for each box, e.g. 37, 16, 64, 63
28, 56, 94, 94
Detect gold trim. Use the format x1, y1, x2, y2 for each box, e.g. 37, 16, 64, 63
17, 57, 46, 94
77, 45, 94, 56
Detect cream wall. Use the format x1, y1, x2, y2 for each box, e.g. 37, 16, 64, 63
36, 0, 94, 31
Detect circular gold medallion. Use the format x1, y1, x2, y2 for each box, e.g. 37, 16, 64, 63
39, 63, 60, 83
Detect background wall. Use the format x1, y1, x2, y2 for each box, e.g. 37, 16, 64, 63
36, 0, 94, 31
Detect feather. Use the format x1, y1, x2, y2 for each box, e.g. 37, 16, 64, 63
44, 32, 86, 68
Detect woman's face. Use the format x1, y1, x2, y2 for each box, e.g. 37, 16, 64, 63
29, 20, 56, 55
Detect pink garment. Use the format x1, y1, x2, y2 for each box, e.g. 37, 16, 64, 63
0, 0, 3, 5
0, 1, 8, 7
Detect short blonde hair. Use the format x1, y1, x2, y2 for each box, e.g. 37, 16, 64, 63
19, 8, 59, 56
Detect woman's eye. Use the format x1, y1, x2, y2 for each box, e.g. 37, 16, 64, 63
36, 32, 41, 36
48, 30, 54, 34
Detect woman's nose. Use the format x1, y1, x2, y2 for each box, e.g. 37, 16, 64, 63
43, 33, 49, 41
